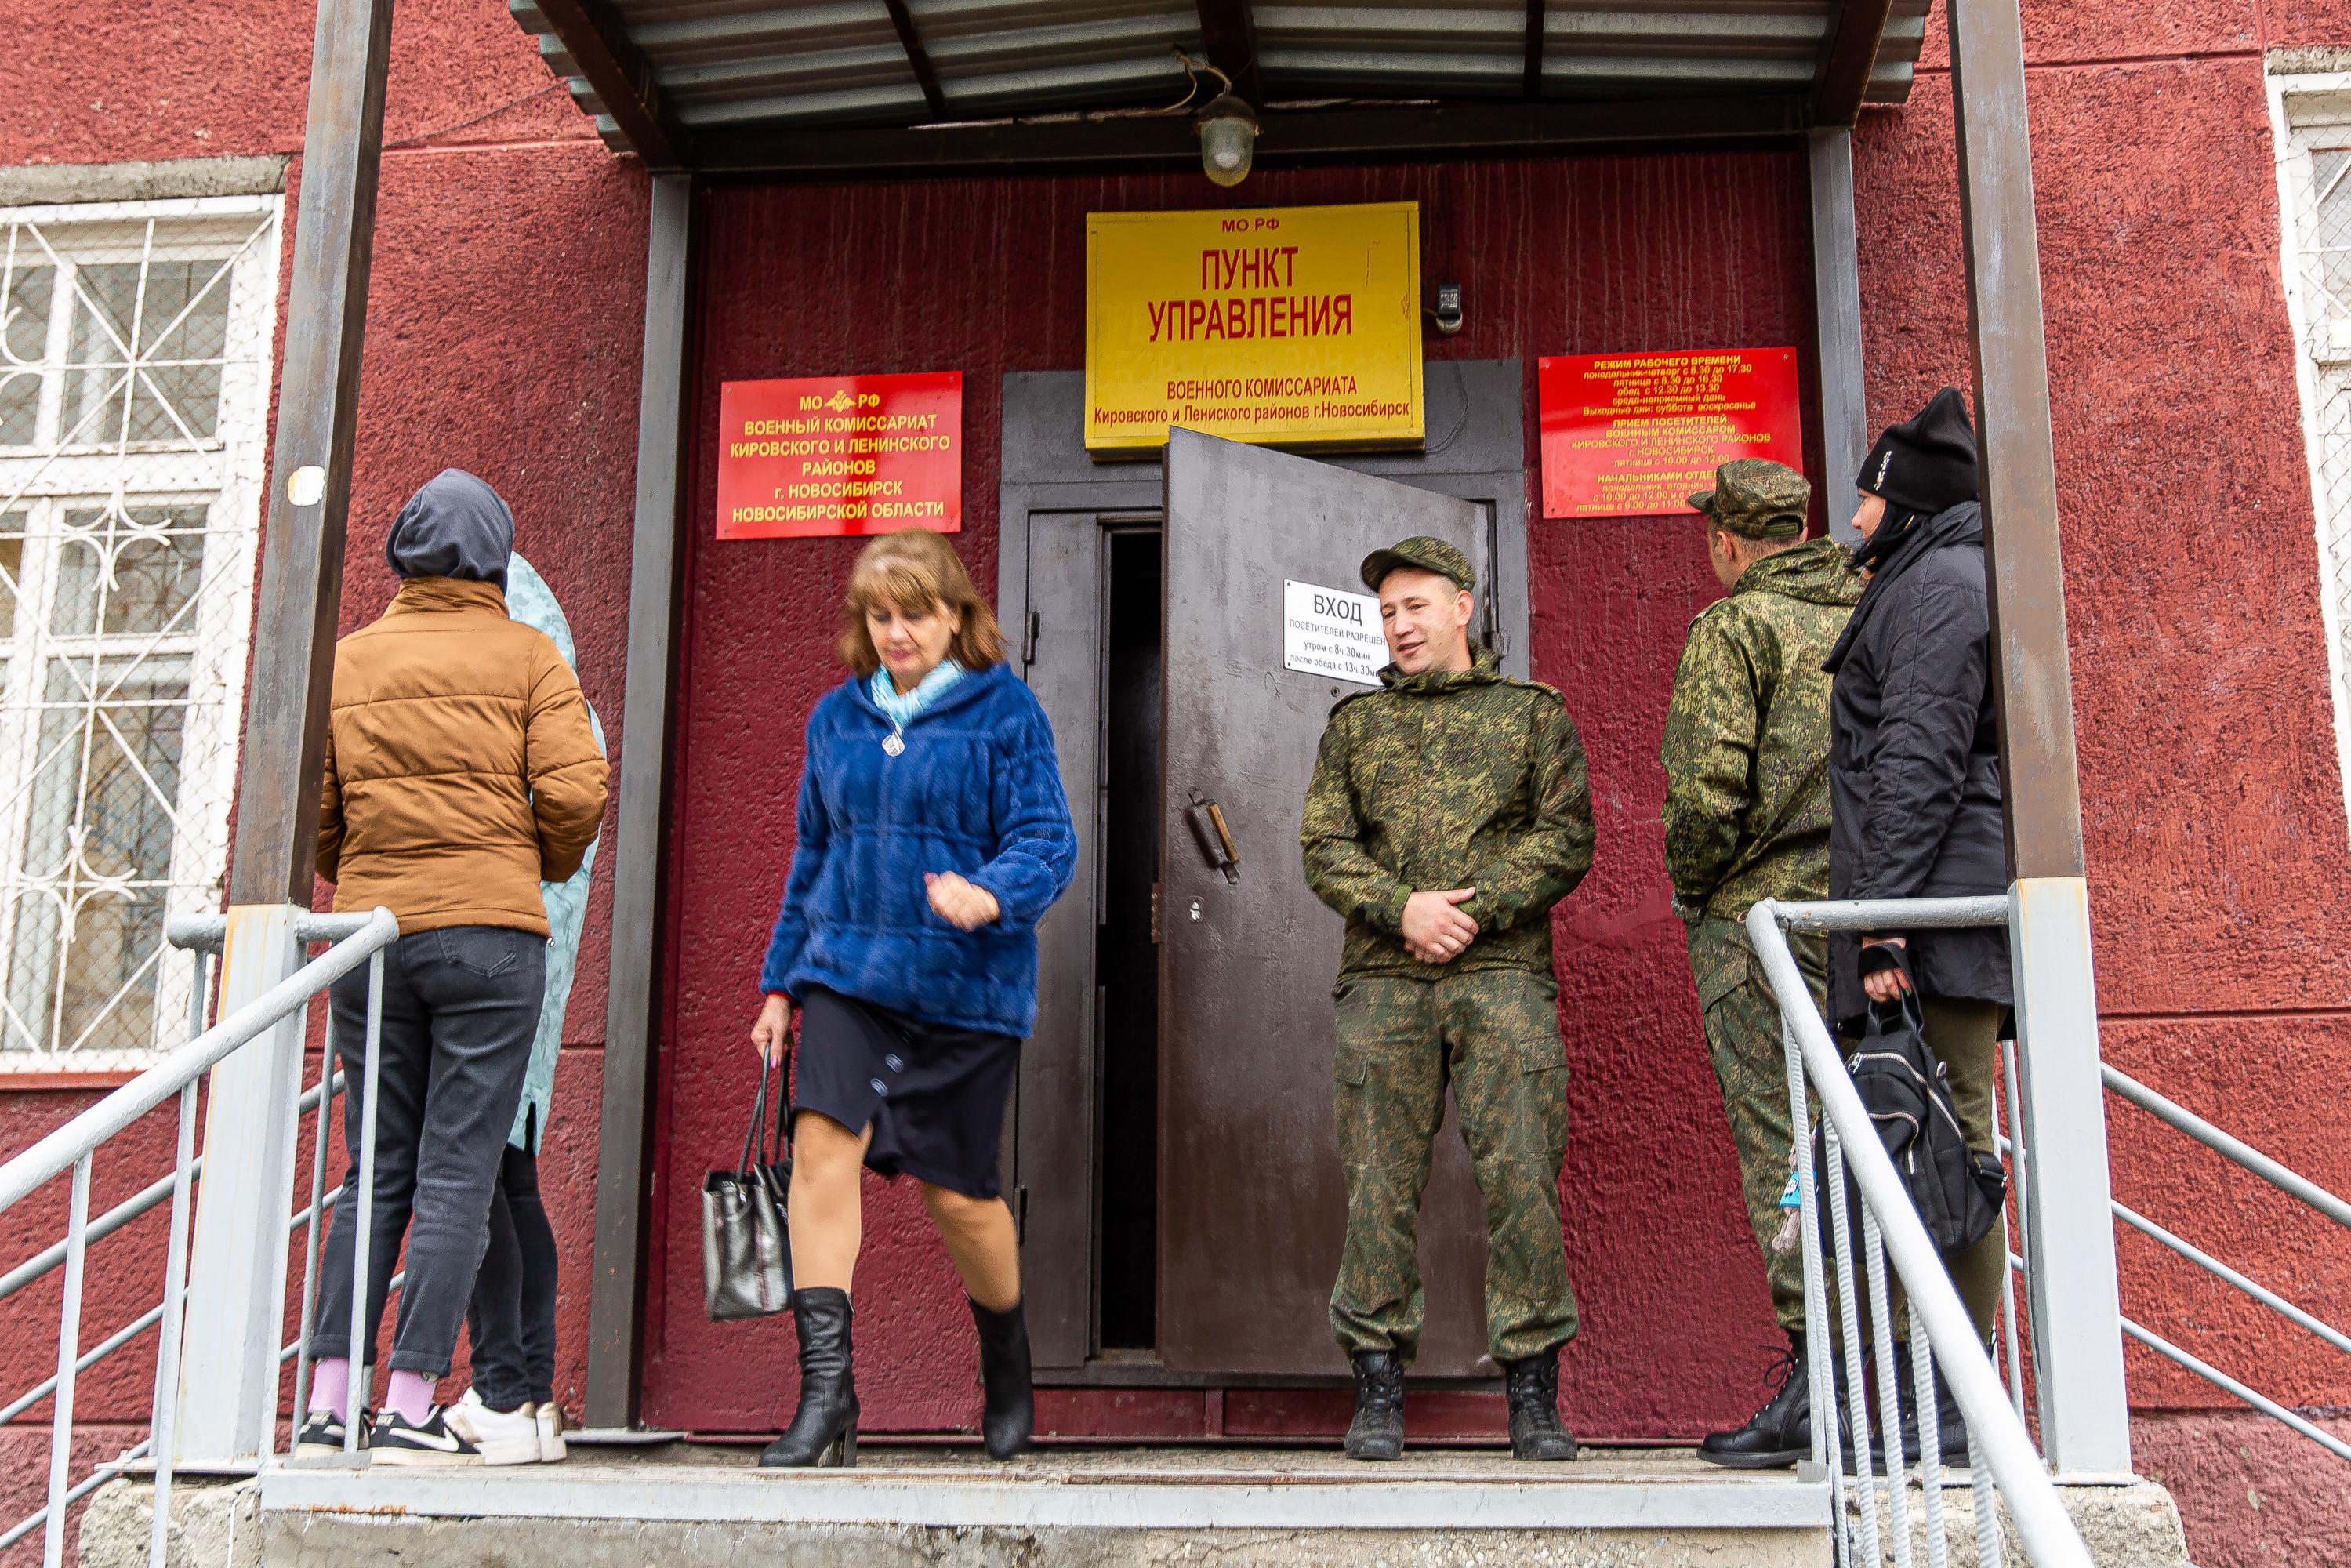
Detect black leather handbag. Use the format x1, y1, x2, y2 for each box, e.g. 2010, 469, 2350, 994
702, 1053, 794, 1321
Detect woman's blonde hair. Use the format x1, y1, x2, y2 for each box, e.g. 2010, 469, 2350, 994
836, 528, 1007, 677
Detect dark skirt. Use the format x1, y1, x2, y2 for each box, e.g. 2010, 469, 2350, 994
791, 985, 1020, 1200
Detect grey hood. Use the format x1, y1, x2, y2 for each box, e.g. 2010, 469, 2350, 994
384, 469, 513, 590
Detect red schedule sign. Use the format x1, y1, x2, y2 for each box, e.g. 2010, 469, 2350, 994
716, 372, 961, 539
1538, 349, 1803, 519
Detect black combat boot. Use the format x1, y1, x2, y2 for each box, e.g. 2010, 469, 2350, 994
970, 1296, 1035, 1461
760, 1288, 859, 1468
1500, 1348, 1579, 1462
1699, 1332, 1810, 1469
1343, 1352, 1406, 1461
1890, 1346, 1973, 1468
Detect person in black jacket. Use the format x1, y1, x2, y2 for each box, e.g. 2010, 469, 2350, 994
1823, 387, 2011, 1454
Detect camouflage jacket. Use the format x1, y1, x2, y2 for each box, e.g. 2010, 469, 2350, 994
1301, 648, 1595, 979
1660, 539, 1861, 924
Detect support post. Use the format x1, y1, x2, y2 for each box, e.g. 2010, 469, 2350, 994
584, 172, 695, 1429
175, 909, 307, 1467
175, 0, 393, 1468
1947, 0, 2132, 1476
1809, 128, 1869, 545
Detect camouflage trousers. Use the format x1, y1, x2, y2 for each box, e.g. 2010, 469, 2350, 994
1687, 917, 1826, 1334
1329, 967, 1578, 1366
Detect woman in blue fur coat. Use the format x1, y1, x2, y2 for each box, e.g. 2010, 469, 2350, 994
749, 528, 1076, 1469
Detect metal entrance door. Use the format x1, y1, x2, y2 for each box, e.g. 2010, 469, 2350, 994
1157, 428, 1495, 1378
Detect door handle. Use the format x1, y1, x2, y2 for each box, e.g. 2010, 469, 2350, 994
1185, 792, 1242, 884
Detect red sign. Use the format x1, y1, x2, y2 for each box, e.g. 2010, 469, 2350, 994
716, 372, 961, 539
1538, 349, 1803, 519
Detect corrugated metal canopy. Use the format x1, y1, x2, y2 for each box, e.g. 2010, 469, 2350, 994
510, 0, 1927, 168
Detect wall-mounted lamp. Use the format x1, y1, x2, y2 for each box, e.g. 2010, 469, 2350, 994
1197, 92, 1260, 187
1428, 280, 1464, 336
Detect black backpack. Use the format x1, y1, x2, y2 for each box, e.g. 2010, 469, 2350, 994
1814, 957, 2006, 1258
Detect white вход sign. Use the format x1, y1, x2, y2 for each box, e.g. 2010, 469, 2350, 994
1283, 579, 1386, 687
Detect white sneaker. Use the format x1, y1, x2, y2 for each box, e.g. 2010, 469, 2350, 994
536, 1401, 568, 1464
444, 1387, 539, 1466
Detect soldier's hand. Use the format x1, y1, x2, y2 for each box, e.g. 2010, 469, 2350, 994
1402, 887, 1480, 964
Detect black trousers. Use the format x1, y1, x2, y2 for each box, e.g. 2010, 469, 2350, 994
312, 927, 544, 1378
465, 1140, 558, 1410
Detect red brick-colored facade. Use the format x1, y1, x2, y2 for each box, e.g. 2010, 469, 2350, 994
4, 2, 2348, 1563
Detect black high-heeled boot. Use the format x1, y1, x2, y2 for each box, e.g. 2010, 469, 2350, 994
970, 1296, 1034, 1460
760, 1288, 859, 1468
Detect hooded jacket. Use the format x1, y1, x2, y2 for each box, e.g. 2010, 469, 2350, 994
503, 553, 604, 1149
317, 476, 607, 936
1301, 647, 1595, 980
759, 661, 1079, 1038
1823, 500, 2012, 1029
1661, 537, 1861, 927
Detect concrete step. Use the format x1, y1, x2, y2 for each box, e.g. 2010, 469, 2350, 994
90, 1444, 1833, 1567
78, 1443, 2191, 1567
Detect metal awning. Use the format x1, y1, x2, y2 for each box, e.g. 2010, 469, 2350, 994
506, 0, 1927, 176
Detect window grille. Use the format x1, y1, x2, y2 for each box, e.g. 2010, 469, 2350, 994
0, 195, 279, 1071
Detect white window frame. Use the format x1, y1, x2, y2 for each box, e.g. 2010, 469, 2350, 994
0, 193, 281, 1072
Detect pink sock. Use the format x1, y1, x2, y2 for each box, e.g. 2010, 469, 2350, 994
385, 1370, 437, 1425
308, 1357, 350, 1415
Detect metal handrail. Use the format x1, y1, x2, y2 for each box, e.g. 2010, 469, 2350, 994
2102, 1065, 2351, 1229
1751, 897, 2094, 1568
0, 907, 397, 1568
2111, 1205, 2351, 1358
0, 909, 396, 1213
2120, 1319, 2351, 1464
163, 909, 382, 955
0, 1071, 345, 1304
0, 1264, 407, 1554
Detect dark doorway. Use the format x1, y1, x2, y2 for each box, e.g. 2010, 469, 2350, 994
1097, 526, 1161, 1351
999, 365, 1533, 1381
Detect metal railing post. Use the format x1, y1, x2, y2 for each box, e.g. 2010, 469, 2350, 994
1823, 1122, 1887, 1563
147, 949, 208, 1564
42, 1156, 91, 1568
147, 1080, 198, 1568
1754, 898, 2096, 1568
2008, 878, 2132, 1475
1781, 1012, 1849, 1563
288, 1014, 339, 1446
1996, 1040, 2030, 1421
343, 949, 384, 1452
175, 902, 308, 1468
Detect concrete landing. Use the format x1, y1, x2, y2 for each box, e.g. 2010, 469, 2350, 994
87, 1443, 1834, 1568
78, 1443, 2194, 1567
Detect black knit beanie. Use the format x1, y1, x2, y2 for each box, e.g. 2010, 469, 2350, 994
1856, 387, 1979, 516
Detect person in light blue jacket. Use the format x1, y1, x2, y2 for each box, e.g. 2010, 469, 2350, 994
448, 553, 603, 1466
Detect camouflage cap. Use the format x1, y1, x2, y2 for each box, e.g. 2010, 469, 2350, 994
1688, 459, 1811, 540
1360, 535, 1475, 594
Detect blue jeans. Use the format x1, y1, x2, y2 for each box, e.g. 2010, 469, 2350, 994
466, 1139, 558, 1409
312, 926, 544, 1379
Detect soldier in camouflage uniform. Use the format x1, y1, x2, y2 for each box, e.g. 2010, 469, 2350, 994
1300, 536, 1595, 1465
1660, 459, 1859, 1469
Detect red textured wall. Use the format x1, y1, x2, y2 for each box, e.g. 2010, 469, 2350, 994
1852, 33, 2351, 1428
645, 154, 1827, 1439
0, 9, 633, 1560
4, 0, 2349, 1560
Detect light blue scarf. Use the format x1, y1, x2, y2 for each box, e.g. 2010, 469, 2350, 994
870, 658, 965, 727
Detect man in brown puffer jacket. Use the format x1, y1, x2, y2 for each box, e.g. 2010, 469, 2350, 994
301, 470, 607, 1465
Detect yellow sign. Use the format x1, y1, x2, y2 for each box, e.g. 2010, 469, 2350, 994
1085, 201, 1424, 452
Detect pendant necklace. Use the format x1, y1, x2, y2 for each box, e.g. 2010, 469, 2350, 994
882, 724, 905, 757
